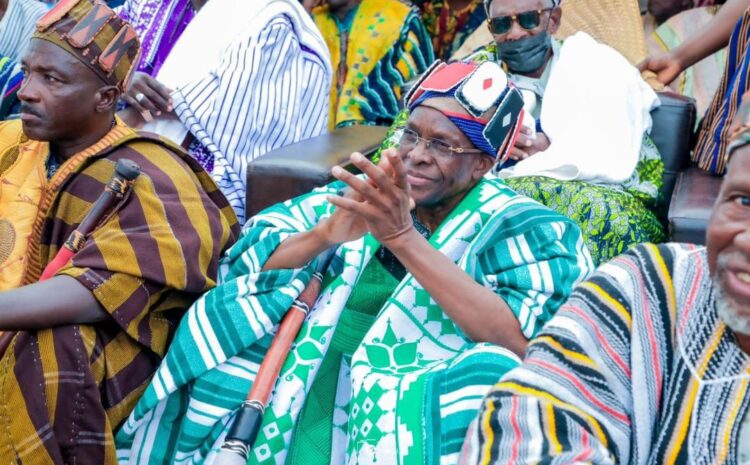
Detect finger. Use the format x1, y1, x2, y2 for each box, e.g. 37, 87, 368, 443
144, 76, 173, 107
515, 132, 532, 148
327, 193, 377, 218
509, 147, 528, 161
386, 149, 409, 191
636, 58, 649, 72
377, 150, 394, 179
133, 85, 168, 115
349, 153, 392, 192
122, 93, 148, 115
331, 165, 384, 206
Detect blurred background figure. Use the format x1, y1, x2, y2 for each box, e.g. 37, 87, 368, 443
311, 0, 434, 129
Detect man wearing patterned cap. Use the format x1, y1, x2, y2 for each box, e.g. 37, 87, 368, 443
459, 99, 750, 465
0, 0, 239, 462
116, 61, 593, 465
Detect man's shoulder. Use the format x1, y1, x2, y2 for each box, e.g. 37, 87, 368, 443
595, 243, 708, 307
603, 242, 705, 275
86, 130, 201, 185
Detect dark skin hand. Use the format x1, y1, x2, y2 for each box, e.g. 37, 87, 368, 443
264, 148, 528, 357
509, 127, 550, 161
0, 277, 107, 330
121, 72, 173, 119
302, 0, 327, 12
638, 0, 750, 86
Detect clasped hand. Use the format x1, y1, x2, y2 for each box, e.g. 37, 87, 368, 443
319, 148, 415, 247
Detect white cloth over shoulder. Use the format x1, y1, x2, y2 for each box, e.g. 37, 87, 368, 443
498, 32, 659, 184
143, 0, 332, 224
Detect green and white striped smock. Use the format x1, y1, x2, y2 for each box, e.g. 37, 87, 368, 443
115, 177, 593, 465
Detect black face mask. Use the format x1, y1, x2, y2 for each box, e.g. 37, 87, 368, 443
496, 30, 552, 74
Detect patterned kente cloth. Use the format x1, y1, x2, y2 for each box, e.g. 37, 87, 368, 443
416, 0, 487, 61
461, 243, 750, 464
115, 178, 594, 465
0, 120, 239, 464
379, 107, 665, 266
693, 7, 750, 175
313, 0, 434, 129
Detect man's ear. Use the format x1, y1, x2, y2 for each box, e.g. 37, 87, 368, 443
95, 85, 120, 113
548, 7, 562, 35
473, 154, 495, 180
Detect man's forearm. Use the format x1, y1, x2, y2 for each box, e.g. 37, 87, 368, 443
0, 276, 107, 331
673, 0, 750, 69
261, 226, 333, 272
386, 229, 528, 357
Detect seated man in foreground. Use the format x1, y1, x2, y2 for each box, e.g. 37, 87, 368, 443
0, 1, 239, 462
116, 62, 594, 465
460, 113, 750, 464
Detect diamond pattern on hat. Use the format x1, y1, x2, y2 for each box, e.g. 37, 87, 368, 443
457, 61, 508, 115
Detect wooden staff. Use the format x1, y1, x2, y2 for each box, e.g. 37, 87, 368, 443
214, 248, 336, 465
0, 159, 141, 356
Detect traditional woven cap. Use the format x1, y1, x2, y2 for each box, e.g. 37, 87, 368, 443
32, 0, 140, 91
405, 60, 524, 164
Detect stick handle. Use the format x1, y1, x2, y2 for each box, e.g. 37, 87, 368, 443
216, 250, 335, 464
0, 159, 141, 357
39, 159, 141, 281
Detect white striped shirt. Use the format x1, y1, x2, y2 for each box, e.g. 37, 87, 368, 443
144, 0, 331, 225
0, 0, 48, 61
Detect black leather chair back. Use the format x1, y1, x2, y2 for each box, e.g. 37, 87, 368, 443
649, 92, 697, 224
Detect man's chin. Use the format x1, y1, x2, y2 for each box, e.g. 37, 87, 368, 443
714, 278, 750, 335
20, 121, 49, 142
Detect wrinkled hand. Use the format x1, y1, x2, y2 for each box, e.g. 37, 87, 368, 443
301, 0, 326, 12
328, 149, 415, 246
638, 52, 683, 86
509, 128, 550, 161
316, 186, 370, 245
122, 72, 173, 118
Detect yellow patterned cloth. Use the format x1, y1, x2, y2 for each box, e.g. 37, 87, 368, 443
0, 120, 47, 290
0, 119, 239, 464
313, 0, 433, 129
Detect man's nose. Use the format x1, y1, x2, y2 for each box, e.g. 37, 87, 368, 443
17, 76, 39, 103
505, 19, 531, 41
406, 141, 433, 165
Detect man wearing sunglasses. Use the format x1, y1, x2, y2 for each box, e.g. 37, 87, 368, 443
469, 0, 665, 267
483, 0, 562, 161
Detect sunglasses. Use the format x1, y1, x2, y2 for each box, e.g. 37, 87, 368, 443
487, 8, 552, 35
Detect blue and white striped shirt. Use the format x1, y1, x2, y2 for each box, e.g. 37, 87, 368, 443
146, 0, 332, 224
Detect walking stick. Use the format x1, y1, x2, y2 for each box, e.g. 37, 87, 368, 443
214, 248, 336, 465
0, 159, 141, 356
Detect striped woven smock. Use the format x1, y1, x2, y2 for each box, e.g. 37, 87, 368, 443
0, 119, 239, 464
462, 243, 750, 465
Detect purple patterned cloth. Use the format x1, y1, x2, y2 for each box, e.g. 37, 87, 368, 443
118, 0, 195, 77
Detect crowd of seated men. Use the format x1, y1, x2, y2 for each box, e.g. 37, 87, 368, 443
0, 0, 748, 463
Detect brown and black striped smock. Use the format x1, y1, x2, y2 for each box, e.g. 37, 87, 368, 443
0, 119, 239, 464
